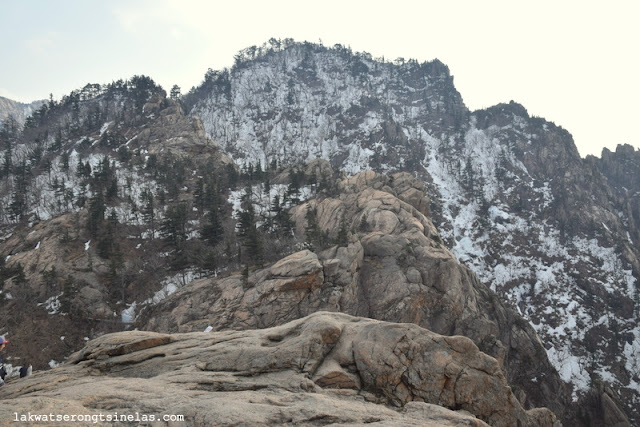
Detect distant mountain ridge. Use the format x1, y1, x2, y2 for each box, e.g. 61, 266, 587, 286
0, 95, 45, 125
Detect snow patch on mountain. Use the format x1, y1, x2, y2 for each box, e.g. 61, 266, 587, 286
421, 118, 639, 400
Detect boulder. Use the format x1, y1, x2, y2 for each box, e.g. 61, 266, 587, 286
0, 312, 558, 426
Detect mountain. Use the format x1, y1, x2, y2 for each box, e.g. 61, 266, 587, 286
182, 41, 640, 423
0, 96, 45, 127
0, 40, 637, 425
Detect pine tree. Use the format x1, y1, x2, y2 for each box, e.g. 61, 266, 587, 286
255, 161, 263, 181
201, 203, 224, 246
87, 191, 106, 238
170, 84, 181, 100
496, 149, 508, 181
9, 188, 27, 221
59, 275, 77, 315
106, 177, 118, 201
270, 195, 293, 234
225, 163, 238, 187
140, 189, 156, 239
194, 178, 205, 210
97, 211, 119, 260
307, 170, 317, 194
9, 160, 31, 220
203, 178, 220, 210
169, 247, 189, 273
336, 216, 349, 247
52, 177, 64, 211
50, 128, 63, 152
263, 176, 271, 194
200, 249, 218, 275
160, 202, 189, 249
237, 200, 255, 238
286, 179, 301, 205
76, 182, 87, 208
2, 146, 12, 177
60, 151, 70, 176
304, 206, 328, 251
237, 199, 262, 265
359, 212, 369, 233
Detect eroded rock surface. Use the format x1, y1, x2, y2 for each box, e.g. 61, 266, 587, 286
0, 312, 557, 426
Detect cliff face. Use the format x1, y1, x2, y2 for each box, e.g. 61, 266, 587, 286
189, 43, 466, 173
187, 42, 640, 422
587, 144, 640, 249
0, 312, 558, 427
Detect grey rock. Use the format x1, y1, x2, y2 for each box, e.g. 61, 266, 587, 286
0, 312, 558, 426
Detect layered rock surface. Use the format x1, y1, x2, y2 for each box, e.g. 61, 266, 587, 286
138, 170, 572, 423
0, 312, 558, 426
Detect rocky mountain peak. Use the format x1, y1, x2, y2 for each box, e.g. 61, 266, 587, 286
187, 40, 467, 171
591, 143, 640, 193
181, 41, 640, 423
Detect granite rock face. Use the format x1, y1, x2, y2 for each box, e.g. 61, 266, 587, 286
0, 312, 558, 426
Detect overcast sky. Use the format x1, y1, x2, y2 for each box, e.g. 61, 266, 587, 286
1, 0, 638, 157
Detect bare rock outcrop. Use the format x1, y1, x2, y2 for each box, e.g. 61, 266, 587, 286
138, 170, 570, 421
139, 97, 232, 162
0, 312, 558, 426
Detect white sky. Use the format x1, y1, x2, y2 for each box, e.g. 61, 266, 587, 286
0, 0, 638, 157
